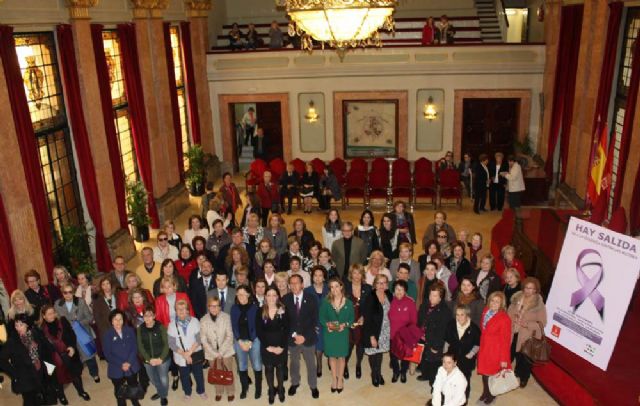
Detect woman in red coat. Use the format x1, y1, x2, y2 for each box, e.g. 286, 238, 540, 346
477, 291, 512, 405
421, 17, 435, 45
257, 170, 280, 226
154, 277, 194, 327
495, 245, 526, 281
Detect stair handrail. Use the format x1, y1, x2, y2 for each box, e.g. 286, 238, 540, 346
495, 0, 509, 41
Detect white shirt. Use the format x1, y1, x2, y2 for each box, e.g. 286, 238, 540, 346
293, 292, 304, 308
432, 366, 467, 406
153, 245, 179, 262
183, 228, 210, 247
265, 273, 275, 286
493, 163, 501, 183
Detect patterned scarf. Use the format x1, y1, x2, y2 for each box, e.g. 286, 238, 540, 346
20, 330, 41, 370
482, 309, 496, 329
177, 317, 191, 335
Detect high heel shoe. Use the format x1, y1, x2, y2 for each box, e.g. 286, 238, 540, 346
343, 368, 349, 379
337, 388, 343, 394
79, 392, 91, 401
392, 371, 399, 383
355, 365, 362, 379
331, 387, 337, 393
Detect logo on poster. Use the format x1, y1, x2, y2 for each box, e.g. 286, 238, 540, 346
551, 325, 561, 338
571, 249, 605, 319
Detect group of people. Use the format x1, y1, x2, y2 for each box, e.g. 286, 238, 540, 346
422, 15, 456, 45
228, 21, 296, 51
439, 150, 526, 215
0, 173, 546, 406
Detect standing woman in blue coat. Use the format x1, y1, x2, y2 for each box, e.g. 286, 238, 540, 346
102, 309, 142, 406
231, 285, 263, 399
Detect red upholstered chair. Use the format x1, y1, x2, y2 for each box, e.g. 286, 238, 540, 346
368, 158, 390, 206
343, 170, 367, 209
245, 159, 268, 192
311, 158, 326, 175
290, 158, 306, 176
438, 168, 463, 209
349, 157, 368, 174
269, 157, 286, 184
392, 158, 412, 203
414, 158, 436, 208
329, 158, 347, 185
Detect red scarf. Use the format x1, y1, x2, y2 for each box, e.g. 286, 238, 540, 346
42, 319, 73, 384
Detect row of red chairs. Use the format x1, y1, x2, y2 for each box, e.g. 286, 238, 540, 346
245, 157, 463, 209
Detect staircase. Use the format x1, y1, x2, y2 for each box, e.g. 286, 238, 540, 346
475, 0, 504, 43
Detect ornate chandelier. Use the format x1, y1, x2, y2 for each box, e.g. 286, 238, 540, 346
276, 0, 397, 54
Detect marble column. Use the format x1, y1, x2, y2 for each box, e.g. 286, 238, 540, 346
67, 0, 137, 261
131, 0, 189, 224
186, 0, 216, 156
0, 48, 48, 285
564, 0, 609, 202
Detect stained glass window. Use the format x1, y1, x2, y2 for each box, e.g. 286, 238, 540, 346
102, 30, 139, 183
14, 32, 85, 247
170, 26, 191, 171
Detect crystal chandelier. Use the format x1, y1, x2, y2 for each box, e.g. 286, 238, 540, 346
276, 0, 397, 55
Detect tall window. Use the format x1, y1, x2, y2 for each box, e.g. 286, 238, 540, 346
170, 26, 191, 171
14, 32, 85, 248
101, 30, 139, 184
609, 7, 640, 214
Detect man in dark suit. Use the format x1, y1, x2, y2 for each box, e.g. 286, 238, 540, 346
473, 154, 490, 214
23, 269, 57, 317
283, 274, 319, 399
188, 260, 217, 318
279, 163, 299, 215
488, 152, 509, 211
207, 271, 236, 314
107, 256, 132, 292
331, 222, 367, 281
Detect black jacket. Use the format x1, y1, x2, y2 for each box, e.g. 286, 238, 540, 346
188, 272, 217, 319
25, 286, 57, 317
279, 171, 299, 191
418, 300, 452, 362
362, 290, 393, 345
446, 257, 473, 283
444, 318, 481, 373
488, 161, 509, 186
470, 269, 502, 302
473, 163, 490, 193
282, 291, 318, 347
0, 328, 53, 394
288, 230, 316, 257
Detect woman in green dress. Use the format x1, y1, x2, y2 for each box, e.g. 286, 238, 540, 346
319, 277, 354, 394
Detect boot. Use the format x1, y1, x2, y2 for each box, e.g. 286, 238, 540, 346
278, 385, 285, 402
254, 370, 263, 399
239, 371, 249, 399
316, 351, 323, 378
268, 388, 275, 405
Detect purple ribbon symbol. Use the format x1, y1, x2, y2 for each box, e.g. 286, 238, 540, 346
570, 249, 605, 318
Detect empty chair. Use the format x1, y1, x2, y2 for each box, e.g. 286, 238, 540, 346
349, 157, 368, 174
343, 170, 368, 209
392, 158, 412, 202
368, 157, 390, 206
413, 158, 436, 208
311, 158, 326, 175
329, 158, 347, 185
269, 157, 286, 184
438, 168, 463, 209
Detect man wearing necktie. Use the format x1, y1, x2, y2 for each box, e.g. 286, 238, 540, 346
189, 260, 217, 318
207, 271, 236, 314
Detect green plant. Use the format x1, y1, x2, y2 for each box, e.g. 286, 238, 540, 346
56, 224, 96, 277
126, 180, 151, 228
185, 144, 206, 187
514, 134, 534, 156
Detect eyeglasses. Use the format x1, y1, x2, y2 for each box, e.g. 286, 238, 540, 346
158, 238, 168, 241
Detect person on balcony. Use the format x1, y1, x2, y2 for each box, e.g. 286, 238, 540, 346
435, 15, 456, 44
422, 17, 435, 45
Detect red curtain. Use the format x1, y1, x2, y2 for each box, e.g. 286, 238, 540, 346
163, 22, 184, 181
0, 195, 17, 293
614, 38, 640, 216
56, 25, 112, 273
90, 24, 128, 230
0, 25, 55, 279
179, 21, 201, 145
630, 163, 640, 233
117, 23, 160, 228
544, 5, 584, 182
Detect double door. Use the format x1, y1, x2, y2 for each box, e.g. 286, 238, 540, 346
461, 98, 519, 159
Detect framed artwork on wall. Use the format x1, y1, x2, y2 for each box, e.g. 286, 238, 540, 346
343, 99, 399, 158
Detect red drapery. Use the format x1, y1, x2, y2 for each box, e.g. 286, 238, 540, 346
163, 22, 184, 181
56, 25, 112, 273
544, 5, 584, 182
0, 25, 55, 279
0, 195, 17, 293
179, 21, 201, 145
615, 38, 640, 218
90, 24, 128, 230
117, 23, 160, 228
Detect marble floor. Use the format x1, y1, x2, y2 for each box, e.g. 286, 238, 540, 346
0, 182, 559, 405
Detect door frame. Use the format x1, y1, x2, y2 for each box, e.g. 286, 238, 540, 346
218, 93, 292, 170
454, 90, 531, 160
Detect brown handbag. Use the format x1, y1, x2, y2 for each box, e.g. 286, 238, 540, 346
208, 359, 234, 386
520, 322, 551, 365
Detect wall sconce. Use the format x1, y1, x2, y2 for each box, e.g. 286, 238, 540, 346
423, 96, 437, 121
305, 100, 319, 123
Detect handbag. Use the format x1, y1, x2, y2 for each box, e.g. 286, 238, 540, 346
402, 343, 425, 364
520, 323, 551, 365
115, 375, 145, 400
208, 359, 234, 385
176, 321, 205, 365
488, 369, 519, 396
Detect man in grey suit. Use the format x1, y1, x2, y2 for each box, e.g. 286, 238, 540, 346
331, 222, 368, 281
207, 271, 236, 314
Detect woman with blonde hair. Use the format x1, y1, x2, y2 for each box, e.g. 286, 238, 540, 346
362, 273, 392, 387
51, 265, 76, 300
508, 277, 546, 388
274, 272, 290, 298
502, 267, 521, 307
470, 253, 501, 302
200, 296, 236, 401
364, 250, 392, 286
477, 291, 512, 405
345, 264, 371, 379
7, 289, 36, 334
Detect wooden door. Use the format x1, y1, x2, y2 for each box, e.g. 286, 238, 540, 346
255, 102, 283, 162
462, 98, 519, 159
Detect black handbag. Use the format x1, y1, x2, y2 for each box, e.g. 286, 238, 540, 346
176, 321, 205, 365
115, 378, 145, 400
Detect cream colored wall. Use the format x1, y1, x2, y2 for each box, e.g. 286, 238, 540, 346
207, 46, 545, 163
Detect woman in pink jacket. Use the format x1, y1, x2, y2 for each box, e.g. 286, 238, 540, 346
388, 280, 419, 383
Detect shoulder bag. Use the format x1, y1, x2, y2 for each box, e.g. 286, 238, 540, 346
520, 321, 551, 364
176, 321, 205, 365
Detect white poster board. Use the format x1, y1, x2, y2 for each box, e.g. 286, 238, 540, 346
545, 217, 639, 370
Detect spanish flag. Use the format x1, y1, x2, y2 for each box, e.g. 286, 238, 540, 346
587, 123, 608, 204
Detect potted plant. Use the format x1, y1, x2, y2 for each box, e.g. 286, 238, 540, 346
185, 144, 206, 196
126, 180, 151, 242
56, 224, 96, 277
